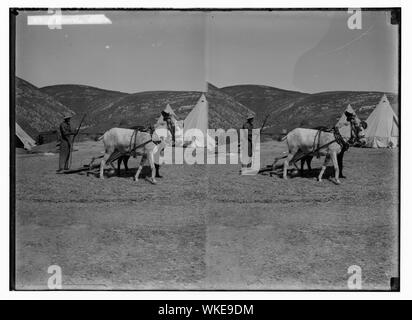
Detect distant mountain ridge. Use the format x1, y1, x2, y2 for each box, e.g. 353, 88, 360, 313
270, 90, 398, 133
221, 84, 309, 125
15, 77, 398, 139
40, 82, 253, 132
41, 84, 129, 129
221, 84, 398, 133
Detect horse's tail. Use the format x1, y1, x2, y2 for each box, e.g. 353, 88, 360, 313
281, 132, 289, 142
98, 133, 105, 141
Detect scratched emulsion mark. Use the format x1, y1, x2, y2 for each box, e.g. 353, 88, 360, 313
293, 10, 398, 94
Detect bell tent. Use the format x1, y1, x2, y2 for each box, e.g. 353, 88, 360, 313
365, 95, 399, 148
15, 122, 36, 150
183, 94, 215, 149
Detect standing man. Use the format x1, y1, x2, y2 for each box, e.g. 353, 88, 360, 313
57, 113, 76, 172
336, 110, 361, 178
242, 113, 255, 168
161, 110, 176, 146
153, 110, 176, 178
148, 123, 163, 179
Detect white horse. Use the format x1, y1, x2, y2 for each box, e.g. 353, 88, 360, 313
99, 128, 166, 183
283, 120, 366, 184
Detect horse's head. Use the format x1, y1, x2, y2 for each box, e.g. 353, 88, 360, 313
349, 118, 367, 146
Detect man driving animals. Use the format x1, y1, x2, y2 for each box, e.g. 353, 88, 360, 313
161, 110, 176, 146
242, 113, 255, 168
57, 113, 76, 172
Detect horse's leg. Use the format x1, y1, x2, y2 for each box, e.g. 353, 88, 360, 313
283, 153, 294, 179
123, 156, 130, 172
149, 152, 157, 184
117, 157, 122, 176
337, 151, 345, 178
293, 160, 300, 172
99, 152, 111, 179
155, 164, 162, 178
331, 151, 341, 184
134, 156, 144, 182
318, 154, 330, 182
306, 156, 313, 171
299, 155, 309, 175
108, 156, 116, 174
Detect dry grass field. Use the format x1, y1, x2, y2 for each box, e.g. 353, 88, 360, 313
14, 139, 399, 290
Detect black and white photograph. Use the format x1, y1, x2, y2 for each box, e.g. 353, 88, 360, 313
10, 7, 400, 291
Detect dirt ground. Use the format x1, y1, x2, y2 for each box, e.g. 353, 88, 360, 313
14, 139, 399, 290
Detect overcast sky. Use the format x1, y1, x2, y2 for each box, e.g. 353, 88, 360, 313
16, 10, 399, 94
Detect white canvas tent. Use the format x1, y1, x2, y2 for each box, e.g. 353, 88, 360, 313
183, 94, 215, 149
336, 104, 359, 138
365, 95, 399, 148
15, 122, 36, 150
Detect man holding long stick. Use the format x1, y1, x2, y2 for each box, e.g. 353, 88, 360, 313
57, 113, 77, 172
240, 112, 271, 174
241, 113, 255, 169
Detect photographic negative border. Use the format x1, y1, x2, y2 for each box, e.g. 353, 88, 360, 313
9, 7, 401, 292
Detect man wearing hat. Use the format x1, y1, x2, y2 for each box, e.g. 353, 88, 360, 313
149, 110, 176, 178
242, 113, 255, 168
344, 111, 356, 125
336, 110, 362, 178
161, 110, 176, 146
57, 113, 76, 172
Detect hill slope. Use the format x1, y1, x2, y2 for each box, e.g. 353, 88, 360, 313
19, 79, 399, 137
89, 90, 202, 131
41, 83, 254, 132
41, 84, 128, 127
206, 83, 252, 129
267, 91, 399, 133
222, 84, 398, 133
15, 77, 74, 138
221, 84, 309, 119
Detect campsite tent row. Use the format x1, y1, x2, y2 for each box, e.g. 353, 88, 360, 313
335, 94, 399, 148
14, 94, 215, 152
167, 93, 399, 149
16, 93, 398, 151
